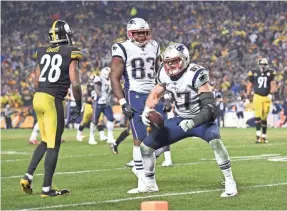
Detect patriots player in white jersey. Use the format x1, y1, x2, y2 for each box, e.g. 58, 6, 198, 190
111, 18, 173, 175
92, 67, 115, 144
128, 43, 238, 198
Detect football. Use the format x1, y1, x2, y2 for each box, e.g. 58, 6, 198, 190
148, 110, 164, 129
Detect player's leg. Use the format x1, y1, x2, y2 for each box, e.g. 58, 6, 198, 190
192, 122, 237, 197
261, 97, 271, 143
21, 93, 48, 194
41, 95, 68, 197
253, 94, 263, 143
104, 105, 116, 144
29, 121, 40, 145
77, 104, 88, 141
93, 103, 106, 142
111, 123, 131, 154
126, 91, 147, 173
83, 103, 97, 144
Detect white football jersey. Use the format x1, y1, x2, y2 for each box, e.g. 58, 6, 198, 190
111, 40, 160, 93
158, 63, 209, 119
94, 76, 112, 104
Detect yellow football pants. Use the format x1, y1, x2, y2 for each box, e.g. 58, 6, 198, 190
253, 94, 271, 121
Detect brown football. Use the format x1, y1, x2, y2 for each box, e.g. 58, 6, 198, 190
148, 110, 164, 129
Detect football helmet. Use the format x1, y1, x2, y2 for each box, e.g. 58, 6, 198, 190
258, 58, 269, 71
127, 18, 151, 47
162, 43, 190, 77
49, 20, 73, 45
100, 67, 111, 79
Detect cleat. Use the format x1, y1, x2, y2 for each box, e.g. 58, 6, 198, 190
29, 140, 39, 145
261, 137, 268, 143
161, 160, 173, 167
100, 136, 108, 142
20, 175, 32, 194
107, 138, 116, 144
111, 143, 118, 154
76, 135, 85, 142
125, 160, 134, 167
127, 176, 159, 194
41, 188, 70, 197
255, 136, 262, 144
88, 140, 98, 145
221, 180, 238, 198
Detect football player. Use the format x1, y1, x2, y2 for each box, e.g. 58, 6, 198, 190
111, 18, 172, 173
247, 58, 277, 143
130, 43, 237, 198
92, 67, 115, 144
20, 20, 82, 197
76, 74, 98, 144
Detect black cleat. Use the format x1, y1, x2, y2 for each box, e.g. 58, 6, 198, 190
41, 188, 70, 197
255, 136, 262, 144
261, 137, 268, 143
20, 175, 33, 194
111, 143, 118, 154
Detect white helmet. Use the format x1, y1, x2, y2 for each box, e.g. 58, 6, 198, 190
127, 18, 151, 47
258, 58, 268, 66
162, 43, 190, 77
100, 67, 110, 79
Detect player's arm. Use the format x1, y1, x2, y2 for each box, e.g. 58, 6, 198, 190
146, 84, 166, 109
110, 56, 125, 101
69, 60, 82, 108
34, 64, 40, 88
246, 70, 254, 97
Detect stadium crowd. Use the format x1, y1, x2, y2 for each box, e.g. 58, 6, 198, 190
1, 1, 286, 109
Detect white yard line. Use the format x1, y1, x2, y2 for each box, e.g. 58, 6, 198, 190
0, 157, 274, 179
2, 142, 287, 163
21, 182, 287, 210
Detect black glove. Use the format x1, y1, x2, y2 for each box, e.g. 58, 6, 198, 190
122, 103, 136, 119
163, 99, 172, 112
70, 105, 81, 122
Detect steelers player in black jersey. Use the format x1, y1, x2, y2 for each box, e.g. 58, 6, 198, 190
20, 20, 82, 197
76, 74, 98, 144
247, 58, 277, 144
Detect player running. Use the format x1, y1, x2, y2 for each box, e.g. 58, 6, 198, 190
247, 58, 277, 143
129, 43, 238, 198
20, 20, 82, 197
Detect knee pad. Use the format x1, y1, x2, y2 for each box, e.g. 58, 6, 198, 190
140, 142, 155, 155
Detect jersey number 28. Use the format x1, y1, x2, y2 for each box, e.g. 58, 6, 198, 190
39, 54, 62, 82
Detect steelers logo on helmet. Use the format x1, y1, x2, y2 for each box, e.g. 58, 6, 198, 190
163, 43, 190, 78
127, 18, 151, 47
48, 20, 73, 45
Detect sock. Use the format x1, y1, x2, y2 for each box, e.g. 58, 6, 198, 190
115, 129, 129, 146
25, 173, 33, 180
43, 148, 59, 188
255, 117, 261, 137
89, 122, 95, 140
141, 142, 156, 177
78, 125, 84, 131
27, 141, 47, 175
42, 186, 50, 192
97, 125, 106, 140
209, 139, 234, 182
261, 120, 267, 137
107, 121, 114, 140
164, 149, 172, 162
133, 145, 144, 174
29, 122, 39, 141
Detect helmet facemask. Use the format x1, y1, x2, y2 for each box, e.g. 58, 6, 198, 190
127, 30, 151, 47
163, 57, 185, 77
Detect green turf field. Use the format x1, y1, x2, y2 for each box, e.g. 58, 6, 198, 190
1, 128, 287, 210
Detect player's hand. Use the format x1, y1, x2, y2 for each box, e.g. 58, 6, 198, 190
142, 107, 155, 127
179, 119, 195, 132
122, 103, 136, 119
70, 106, 81, 122
268, 94, 273, 101
163, 99, 172, 112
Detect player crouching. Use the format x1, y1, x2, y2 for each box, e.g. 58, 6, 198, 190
128, 43, 238, 198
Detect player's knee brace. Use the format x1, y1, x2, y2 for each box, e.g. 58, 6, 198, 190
140, 142, 155, 155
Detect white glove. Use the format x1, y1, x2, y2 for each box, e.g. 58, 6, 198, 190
179, 119, 195, 132
268, 94, 273, 101
141, 107, 154, 127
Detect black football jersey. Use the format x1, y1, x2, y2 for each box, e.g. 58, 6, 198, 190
248, 68, 276, 96
85, 84, 94, 104
36, 45, 82, 99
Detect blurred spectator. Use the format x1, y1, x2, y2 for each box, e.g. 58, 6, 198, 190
4, 104, 14, 129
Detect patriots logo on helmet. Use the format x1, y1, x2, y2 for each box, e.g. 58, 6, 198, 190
128, 20, 136, 25
112, 46, 117, 51
176, 45, 185, 52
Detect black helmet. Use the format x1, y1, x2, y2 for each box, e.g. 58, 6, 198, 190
48, 20, 73, 45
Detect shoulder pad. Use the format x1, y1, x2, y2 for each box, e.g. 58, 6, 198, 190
111, 43, 127, 61
188, 63, 205, 72
192, 68, 209, 90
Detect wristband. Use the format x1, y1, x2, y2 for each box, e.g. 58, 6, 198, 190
119, 98, 127, 106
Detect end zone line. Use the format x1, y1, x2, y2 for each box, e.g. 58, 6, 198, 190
21, 182, 287, 210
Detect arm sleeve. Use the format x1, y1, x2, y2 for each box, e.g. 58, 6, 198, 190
111, 43, 126, 61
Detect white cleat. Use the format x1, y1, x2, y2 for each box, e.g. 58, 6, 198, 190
221, 180, 238, 198
76, 135, 85, 142
100, 136, 108, 142
161, 160, 173, 167
107, 138, 116, 144
125, 160, 134, 167
88, 139, 98, 145
127, 176, 159, 194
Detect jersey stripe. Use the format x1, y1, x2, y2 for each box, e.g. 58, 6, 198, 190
116, 43, 127, 63
51, 20, 58, 41
192, 68, 205, 90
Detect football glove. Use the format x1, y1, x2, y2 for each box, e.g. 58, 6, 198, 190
141, 107, 154, 127
179, 119, 195, 132
163, 99, 172, 112
122, 103, 136, 119
70, 105, 81, 122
